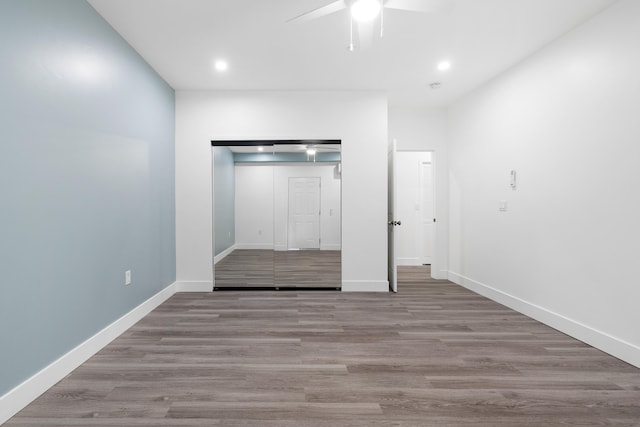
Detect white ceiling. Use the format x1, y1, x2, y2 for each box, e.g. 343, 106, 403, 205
88, 0, 616, 107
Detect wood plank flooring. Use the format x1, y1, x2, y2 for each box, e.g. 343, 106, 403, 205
6, 266, 640, 426
215, 250, 341, 289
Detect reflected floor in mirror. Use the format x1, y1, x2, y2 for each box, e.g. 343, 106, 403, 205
215, 249, 341, 289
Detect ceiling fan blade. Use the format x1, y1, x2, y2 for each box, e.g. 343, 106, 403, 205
355, 20, 375, 50
384, 0, 453, 14
287, 0, 347, 23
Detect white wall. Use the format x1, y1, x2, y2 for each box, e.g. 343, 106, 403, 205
448, 0, 640, 367
389, 107, 449, 278
234, 165, 274, 249
234, 163, 341, 250
176, 91, 388, 291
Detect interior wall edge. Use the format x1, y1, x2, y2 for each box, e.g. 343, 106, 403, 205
448, 271, 640, 369
0, 282, 179, 425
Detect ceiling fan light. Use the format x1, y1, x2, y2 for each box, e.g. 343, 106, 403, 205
214, 59, 228, 72
437, 61, 452, 71
351, 0, 381, 22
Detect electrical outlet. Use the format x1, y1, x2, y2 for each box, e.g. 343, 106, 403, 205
125, 270, 131, 285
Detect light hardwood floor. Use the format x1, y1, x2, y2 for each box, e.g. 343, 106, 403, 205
6, 266, 640, 426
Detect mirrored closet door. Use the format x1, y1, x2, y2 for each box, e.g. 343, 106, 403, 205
212, 140, 341, 290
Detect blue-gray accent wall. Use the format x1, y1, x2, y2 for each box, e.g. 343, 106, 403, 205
213, 147, 235, 256
0, 0, 176, 395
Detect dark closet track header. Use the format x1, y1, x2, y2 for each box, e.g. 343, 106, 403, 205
211, 139, 341, 147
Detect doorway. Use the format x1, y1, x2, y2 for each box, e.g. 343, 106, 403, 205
395, 151, 434, 266
389, 149, 436, 291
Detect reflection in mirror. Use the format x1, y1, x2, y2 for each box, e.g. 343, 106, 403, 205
213, 144, 274, 288
212, 141, 341, 290
272, 144, 341, 289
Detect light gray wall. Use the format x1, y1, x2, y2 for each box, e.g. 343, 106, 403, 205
213, 146, 235, 256
448, 0, 640, 367
0, 0, 176, 395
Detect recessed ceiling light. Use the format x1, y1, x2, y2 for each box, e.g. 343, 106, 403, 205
437, 61, 451, 71
214, 60, 228, 72
351, 0, 381, 22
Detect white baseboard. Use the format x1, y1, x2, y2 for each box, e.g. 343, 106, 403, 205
214, 244, 236, 264
0, 282, 178, 425
175, 281, 214, 292
448, 271, 640, 369
235, 243, 273, 250
342, 280, 389, 292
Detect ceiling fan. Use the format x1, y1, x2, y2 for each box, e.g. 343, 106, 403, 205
287, 0, 451, 51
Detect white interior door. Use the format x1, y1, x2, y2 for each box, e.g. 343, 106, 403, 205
420, 161, 434, 265
288, 177, 321, 249
388, 140, 398, 292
